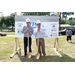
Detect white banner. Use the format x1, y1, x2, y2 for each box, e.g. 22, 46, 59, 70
15, 22, 59, 38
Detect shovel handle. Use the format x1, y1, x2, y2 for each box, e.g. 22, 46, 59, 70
38, 31, 39, 52
28, 33, 29, 45
27, 28, 29, 52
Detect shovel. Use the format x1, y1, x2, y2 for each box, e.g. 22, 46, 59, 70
35, 30, 40, 59
27, 29, 32, 58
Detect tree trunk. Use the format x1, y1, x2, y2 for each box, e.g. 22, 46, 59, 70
65, 14, 67, 23
12, 25, 13, 31
1, 26, 2, 31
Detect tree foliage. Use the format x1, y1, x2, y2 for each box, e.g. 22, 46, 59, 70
5, 13, 15, 31
21, 12, 50, 16
62, 12, 74, 20
0, 16, 6, 31
0, 13, 15, 31
61, 18, 66, 24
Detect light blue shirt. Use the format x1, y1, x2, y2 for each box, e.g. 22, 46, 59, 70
33, 28, 45, 39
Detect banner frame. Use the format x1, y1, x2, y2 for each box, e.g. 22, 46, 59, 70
10, 12, 62, 58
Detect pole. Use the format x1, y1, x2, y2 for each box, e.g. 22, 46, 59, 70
15, 12, 21, 55
53, 12, 62, 58
27, 29, 31, 58
54, 12, 59, 48
59, 12, 61, 30
27, 33, 29, 56
56, 12, 59, 51
10, 12, 21, 58
57, 12, 59, 16
10, 12, 18, 58
38, 31, 39, 53
15, 12, 17, 15
15, 12, 17, 52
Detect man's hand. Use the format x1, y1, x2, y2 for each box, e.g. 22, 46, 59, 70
26, 29, 30, 34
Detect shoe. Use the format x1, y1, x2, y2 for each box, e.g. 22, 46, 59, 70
43, 54, 46, 56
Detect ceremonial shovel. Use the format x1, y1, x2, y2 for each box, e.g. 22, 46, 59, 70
35, 30, 40, 59
27, 29, 32, 58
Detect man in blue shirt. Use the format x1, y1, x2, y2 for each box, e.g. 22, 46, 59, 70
22, 18, 33, 56
34, 20, 46, 56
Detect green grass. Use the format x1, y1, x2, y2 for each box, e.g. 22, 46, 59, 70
0, 36, 75, 62
0, 29, 15, 35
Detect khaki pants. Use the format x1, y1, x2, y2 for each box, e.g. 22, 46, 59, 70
36, 38, 46, 56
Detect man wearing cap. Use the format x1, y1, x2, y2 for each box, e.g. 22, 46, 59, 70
22, 18, 33, 56
34, 20, 46, 56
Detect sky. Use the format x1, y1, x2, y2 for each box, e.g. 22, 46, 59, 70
0, 12, 75, 19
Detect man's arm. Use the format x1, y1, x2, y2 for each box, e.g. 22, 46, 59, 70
22, 26, 27, 34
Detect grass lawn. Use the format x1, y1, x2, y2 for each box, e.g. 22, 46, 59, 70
0, 36, 75, 62
0, 29, 15, 35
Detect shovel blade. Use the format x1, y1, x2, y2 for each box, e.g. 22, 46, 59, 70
35, 53, 40, 59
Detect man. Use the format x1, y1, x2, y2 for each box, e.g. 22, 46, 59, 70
22, 18, 33, 56
34, 20, 46, 56
66, 28, 72, 43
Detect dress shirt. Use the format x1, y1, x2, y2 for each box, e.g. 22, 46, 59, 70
34, 28, 45, 39
22, 26, 33, 37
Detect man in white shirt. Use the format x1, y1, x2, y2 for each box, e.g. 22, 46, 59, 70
34, 20, 46, 56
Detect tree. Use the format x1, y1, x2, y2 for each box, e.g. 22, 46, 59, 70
0, 12, 5, 31
0, 16, 6, 31
62, 12, 74, 21
5, 16, 11, 27
21, 12, 36, 15
5, 13, 15, 31
0, 18, 2, 31
66, 20, 70, 24
70, 20, 75, 25
61, 18, 66, 24
10, 14, 15, 31
21, 12, 50, 16
69, 17, 73, 20
68, 17, 75, 25
51, 14, 57, 16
